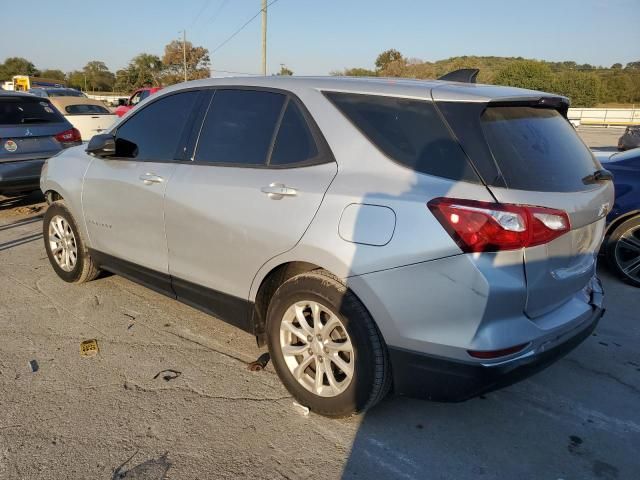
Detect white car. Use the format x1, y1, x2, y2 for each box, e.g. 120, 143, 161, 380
48, 96, 117, 141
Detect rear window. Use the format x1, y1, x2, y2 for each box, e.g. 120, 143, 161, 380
47, 89, 85, 97
0, 96, 65, 125
65, 104, 110, 115
325, 92, 480, 183
481, 107, 598, 192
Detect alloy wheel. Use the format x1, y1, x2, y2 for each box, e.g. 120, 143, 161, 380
615, 224, 640, 283
279, 300, 354, 397
48, 215, 78, 272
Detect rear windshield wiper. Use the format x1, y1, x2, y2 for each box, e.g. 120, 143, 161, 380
582, 168, 613, 184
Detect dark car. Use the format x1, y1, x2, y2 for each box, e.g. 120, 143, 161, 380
618, 125, 640, 151
600, 148, 640, 286
0, 92, 81, 194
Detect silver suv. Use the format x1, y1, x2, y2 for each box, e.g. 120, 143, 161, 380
41, 77, 613, 417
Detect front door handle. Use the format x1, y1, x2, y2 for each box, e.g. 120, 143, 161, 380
139, 173, 164, 185
261, 183, 297, 200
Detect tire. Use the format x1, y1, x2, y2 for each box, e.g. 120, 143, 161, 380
266, 269, 391, 417
605, 216, 640, 288
43, 200, 100, 284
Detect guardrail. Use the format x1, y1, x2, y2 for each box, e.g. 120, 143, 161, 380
568, 108, 640, 126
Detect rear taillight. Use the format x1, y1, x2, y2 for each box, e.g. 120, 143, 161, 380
55, 128, 82, 145
427, 197, 570, 253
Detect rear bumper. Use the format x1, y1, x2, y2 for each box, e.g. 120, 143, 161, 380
0, 158, 46, 192
389, 301, 604, 402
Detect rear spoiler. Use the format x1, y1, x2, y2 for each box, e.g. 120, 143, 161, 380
437, 68, 479, 83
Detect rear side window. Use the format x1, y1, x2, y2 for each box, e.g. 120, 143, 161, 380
195, 90, 285, 166
481, 107, 597, 192
0, 97, 65, 125
115, 91, 198, 161
324, 92, 479, 182
65, 104, 110, 115
270, 100, 318, 166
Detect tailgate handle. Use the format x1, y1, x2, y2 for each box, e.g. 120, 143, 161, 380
261, 183, 297, 200
139, 173, 164, 185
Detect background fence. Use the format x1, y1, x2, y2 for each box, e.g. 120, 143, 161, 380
568, 108, 640, 126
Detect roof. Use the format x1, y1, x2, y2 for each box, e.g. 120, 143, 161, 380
158, 75, 564, 103
0, 90, 37, 99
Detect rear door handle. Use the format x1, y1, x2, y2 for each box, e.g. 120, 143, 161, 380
139, 173, 164, 185
261, 183, 297, 200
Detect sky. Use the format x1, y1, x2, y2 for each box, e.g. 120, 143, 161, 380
1, 0, 639, 76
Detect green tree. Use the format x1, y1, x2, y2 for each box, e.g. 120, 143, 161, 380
162, 39, 210, 85
552, 71, 601, 107
82, 61, 115, 91
114, 54, 163, 92
40, 69, 66, 81
277, 65, 293, 76
332, 67, 377, 77
493, 60, 554, 91
375, 49, 404, 71
0, 57, 39, 80
626, 61, 640, 70
611, 63, 623, 69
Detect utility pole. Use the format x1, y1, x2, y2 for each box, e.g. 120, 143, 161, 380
261, 0, 267, 75
181, 29, 188, 82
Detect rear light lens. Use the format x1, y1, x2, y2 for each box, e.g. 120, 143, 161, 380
428, 197, 570, 253
55, 128, 82, 145
467, 343, 529, 359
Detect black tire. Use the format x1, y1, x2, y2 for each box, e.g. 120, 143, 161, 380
43, 200, 100, 283
605, 216, 640, 288
266, 269, 391, 417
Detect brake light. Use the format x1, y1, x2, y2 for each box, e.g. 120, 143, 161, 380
427, 197, 570, 252
55, 128, 82, 145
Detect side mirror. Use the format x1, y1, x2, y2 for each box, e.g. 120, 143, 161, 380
118, 98, 127, 106
86, 134, 116, 157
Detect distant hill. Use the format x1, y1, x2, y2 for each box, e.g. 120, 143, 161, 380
332, 53, 640, 107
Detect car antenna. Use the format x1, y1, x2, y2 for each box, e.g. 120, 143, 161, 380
437, 68, 480, 83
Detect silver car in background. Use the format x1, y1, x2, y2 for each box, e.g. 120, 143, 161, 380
40, 76, 613, 417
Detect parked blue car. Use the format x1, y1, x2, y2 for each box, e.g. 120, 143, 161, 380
598, 148, 640, 287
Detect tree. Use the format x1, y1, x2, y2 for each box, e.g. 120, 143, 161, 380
0, 57, 39, 80
552, 71, 601, 107
375, 49, 404, 71
611, 63, 623, 69
331, 67, 377, 77
626, 61, 640, 70
162, 39, 210, 85
277, 65, 293, 76
114, 53, 163, 92
40, 69, 66, 81
493, 60, 554, 91
82, 61, 115, 91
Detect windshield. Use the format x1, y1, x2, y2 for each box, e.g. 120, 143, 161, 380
481, 106, 598, 192
0, 96, 65, 125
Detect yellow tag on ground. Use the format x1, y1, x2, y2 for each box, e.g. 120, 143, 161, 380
80, 339, 99, 357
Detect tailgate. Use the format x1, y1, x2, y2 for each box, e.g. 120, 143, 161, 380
437, 99, 614, 318
0, 124, 66, 163
66, 114, 116, 141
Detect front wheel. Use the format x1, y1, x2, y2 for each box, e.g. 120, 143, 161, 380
43, 201, 100, 283
266, 270, 391, 417
605, 216, 640, 287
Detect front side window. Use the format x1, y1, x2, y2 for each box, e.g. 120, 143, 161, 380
195, 89, 285, 166
115, 91, 198, 160
130, 91, 142, 105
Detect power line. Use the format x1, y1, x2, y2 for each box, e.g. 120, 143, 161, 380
210, 0, 281, 56
197, 0, 230, 36
190, 0, 210, 29
210, 68, 262, 76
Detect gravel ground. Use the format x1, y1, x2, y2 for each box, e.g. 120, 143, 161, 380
0, 127, 638, 480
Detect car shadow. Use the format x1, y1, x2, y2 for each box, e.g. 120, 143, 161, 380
0, 190, 46, 214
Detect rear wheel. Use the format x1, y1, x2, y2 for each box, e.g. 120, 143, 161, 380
606, 216, 640, 287
266, 270, 391, 417
43, 201, 100, 283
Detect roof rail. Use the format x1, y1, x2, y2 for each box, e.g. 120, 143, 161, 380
437, 68, 479, 83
